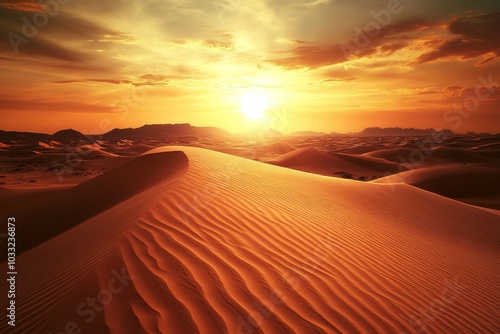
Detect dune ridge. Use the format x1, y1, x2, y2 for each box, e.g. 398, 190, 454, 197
269, 147, 404, 178
1, 146, 499, 333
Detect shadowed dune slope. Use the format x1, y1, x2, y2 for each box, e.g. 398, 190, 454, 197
269, 147, 404, 177
374, 164, 500, 209
1, 146, 499, 334
365, 146, 500, 165
1, 150, 188, 255
430, 146, 500, 163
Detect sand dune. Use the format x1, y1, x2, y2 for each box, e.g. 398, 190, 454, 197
1, 146, 499, 334
3, 150, 188, 254
364, 147, 442, 165
366, 146, 499, 165
467, 149, 500, 160
269, 147, 404, 179
374, 164, 500, 209
430, 146, 499, 163
254, 142, 297, 155
78, 143, 120, 157
38, 141, 58, 149
335, 144, 387, 155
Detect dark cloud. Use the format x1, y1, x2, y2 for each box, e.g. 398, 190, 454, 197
269, 44, 347, 69
0, 5, 120, 70
203, 39, 233, 50
321, 67, 358, 81
51, 76, 169, 87
417, 12, 500, 64
379, 42, 409, 55
4, 34, 90, 62
271, 12, 500, 70
444, 85, 463, 97
269, 20, 430, 69
0, 0, 46, 12
51, 79, 133, 85
440, 84, 500, 103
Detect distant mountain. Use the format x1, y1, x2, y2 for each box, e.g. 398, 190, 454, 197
0, 130, 50, 141
103, 123, 230, 138
358, 127, 454, 137
52, 129, 89, 140
0, 125, 462, 141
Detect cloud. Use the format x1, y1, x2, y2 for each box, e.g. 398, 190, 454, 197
417, 12, 500, 65
0, 0, 46, 12
444, 85, 463, 97
0, 98, 115, 113
269, 44, 347, 69
0, 6, 132, 73
51, 79, 133, 85
203, 39, 233, 50
5, 35, 91, 62
98, 33, 137, 45
320, 67, 358, 82
449, 86, 500, 101
0, 6, 111, 61
50, 75, 169, 87
379, 42, 409, 55
269, 20, 430, 69
301, 0, 330, 8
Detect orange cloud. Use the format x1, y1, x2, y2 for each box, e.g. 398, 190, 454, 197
0, 0, 46, 12
416, 13, 500, 65
269, 20, 431, 69
51, 76, 169, 87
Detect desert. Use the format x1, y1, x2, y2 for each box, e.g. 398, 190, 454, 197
1, 0, 500, 332
1, 125, 499, 333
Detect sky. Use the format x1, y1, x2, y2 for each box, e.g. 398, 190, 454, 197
0, 0, 499, 134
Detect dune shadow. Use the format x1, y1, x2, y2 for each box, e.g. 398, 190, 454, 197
2, 150, 188, 256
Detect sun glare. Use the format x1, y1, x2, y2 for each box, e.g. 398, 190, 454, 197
240, 91, 270, 120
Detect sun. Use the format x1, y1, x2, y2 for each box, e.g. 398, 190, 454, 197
239, 90, 270, 120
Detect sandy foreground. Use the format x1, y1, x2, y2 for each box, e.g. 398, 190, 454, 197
1, 145, 499, 333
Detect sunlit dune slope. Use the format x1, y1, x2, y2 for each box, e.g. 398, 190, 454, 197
269, 147, 404, 178
1, 146, 499, 334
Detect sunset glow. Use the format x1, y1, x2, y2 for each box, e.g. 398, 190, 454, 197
240, 90, 270, 120
0, 0, 499, 134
